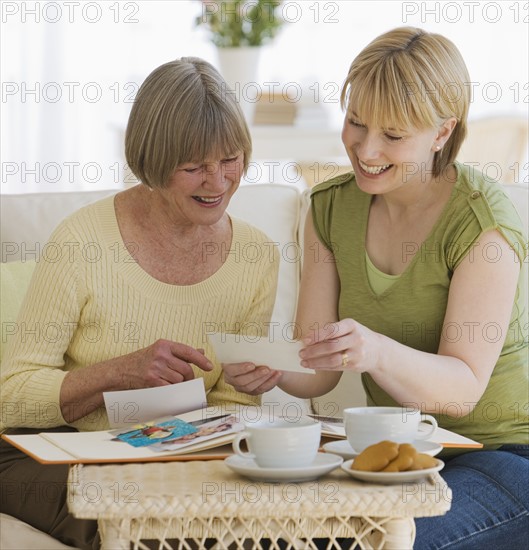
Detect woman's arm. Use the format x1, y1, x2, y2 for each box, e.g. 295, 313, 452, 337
300, 229, 521, 416
371, 229, 520, 413
277, 212, 342, 397
223, 211, 342, 397
1, 224, 213, 428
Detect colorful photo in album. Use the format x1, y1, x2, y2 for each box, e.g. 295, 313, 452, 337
150, 415, 242, 452
113, 418, 198, 448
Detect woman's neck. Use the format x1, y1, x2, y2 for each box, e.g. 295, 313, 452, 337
376, 164, 457, 222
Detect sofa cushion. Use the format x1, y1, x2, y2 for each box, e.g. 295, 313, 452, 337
0, 513, 77, 550
1, 190, 114, 263
228, 184, 312, 413
228, 184, 303, 329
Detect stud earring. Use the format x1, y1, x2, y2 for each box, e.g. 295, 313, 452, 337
435, 145, 441, 151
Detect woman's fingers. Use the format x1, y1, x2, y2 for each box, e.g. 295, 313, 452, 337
251, 370, 283, 395
123, 340, 215, 388
222, 362, 281, 394
301, 349, 353, 371
158, 340, 215, 382
299, 320, 356, 369
302, 319, 356, 345
167, 342, 214, 372
299, 319, 379, 373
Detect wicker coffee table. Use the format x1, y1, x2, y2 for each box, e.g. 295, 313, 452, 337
68, 460, 451, 549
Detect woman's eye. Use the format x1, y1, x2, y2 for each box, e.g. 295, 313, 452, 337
349, 119, 365, 128
184, 166, 201, 173
385, 134, 403, 142
222, 156, 239, 164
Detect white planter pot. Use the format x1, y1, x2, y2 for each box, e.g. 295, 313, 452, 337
216, 47, 261, 125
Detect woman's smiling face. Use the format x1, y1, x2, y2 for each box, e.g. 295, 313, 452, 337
157, 152, 244, 226
341, 109, 441, 195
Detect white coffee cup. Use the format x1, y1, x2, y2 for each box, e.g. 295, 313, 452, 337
232, 417, 321, 468
343, 406, 438, 452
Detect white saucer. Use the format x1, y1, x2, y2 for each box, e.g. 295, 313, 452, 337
224, 453, 343, 482
341, 458, 444, 484
323, 439, 443, 460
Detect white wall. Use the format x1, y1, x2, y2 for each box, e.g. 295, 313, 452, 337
2, 0, 528, 193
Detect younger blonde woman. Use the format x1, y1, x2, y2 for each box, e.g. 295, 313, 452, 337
225, 27, 528, 549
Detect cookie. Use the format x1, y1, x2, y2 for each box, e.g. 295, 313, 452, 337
381, 443, 417, 472
351, 440, 400, 471
408, 452, 438, 470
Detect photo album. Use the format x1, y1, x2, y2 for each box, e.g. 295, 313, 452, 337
2, 408, 245, 464
1, 379, 246, 464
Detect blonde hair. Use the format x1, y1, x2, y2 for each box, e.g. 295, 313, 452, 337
340, 27, 470, 177
126, 57, 252, 188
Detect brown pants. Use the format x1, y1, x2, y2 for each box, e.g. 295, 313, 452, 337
0, 427, 99, 550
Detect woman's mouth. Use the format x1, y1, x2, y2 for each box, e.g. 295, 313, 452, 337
192, 195, 223, 206
358, 160, 393, 176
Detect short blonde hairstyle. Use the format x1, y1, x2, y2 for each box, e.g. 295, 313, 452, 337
126, 57, 252, 188
340, 27, 470, 177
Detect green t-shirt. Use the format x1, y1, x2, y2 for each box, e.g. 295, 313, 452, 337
311, 162, 528, 447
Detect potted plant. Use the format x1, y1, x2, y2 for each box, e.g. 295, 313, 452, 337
196, 0, 284, 47
195, 1, 285, 122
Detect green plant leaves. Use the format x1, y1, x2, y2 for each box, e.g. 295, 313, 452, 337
196, 0, 284, 48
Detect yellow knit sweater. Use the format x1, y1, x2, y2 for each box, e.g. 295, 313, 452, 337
1, 196, 279, 431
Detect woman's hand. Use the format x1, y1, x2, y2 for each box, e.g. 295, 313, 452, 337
299, 319, 382, 373
117, 339, 214, 389
222, 362, 282, 395
60, 339, 214, 423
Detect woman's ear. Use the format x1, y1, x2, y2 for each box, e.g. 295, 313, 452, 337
437, 117, 457, 145
434, 117, 458, 150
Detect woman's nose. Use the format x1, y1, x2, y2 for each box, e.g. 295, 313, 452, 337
356, 132, 382, 160
203, 162, 226, 188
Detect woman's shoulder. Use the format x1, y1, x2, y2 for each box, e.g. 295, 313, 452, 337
446, 163, 527, 264
310, 171, 356, 197
453, 162, 525, 233
59, 194, 115, 230
46, 194, 117, 249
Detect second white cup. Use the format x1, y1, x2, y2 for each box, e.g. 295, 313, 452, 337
232, 417, 321, 468
343, 406, 438, 452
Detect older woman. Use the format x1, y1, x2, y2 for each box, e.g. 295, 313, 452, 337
0, 57, 278, 549
225, 27, 528, 548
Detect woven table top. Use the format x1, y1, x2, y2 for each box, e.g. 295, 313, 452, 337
68, 460, 451, 521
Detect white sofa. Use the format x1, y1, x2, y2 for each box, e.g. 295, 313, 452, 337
1, 180, 527, 549
0, 182, 366, 549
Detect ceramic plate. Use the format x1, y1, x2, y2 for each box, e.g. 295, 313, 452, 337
224, 452, 343, 482
323, 439, 443, 460
341, 458, 445, 484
